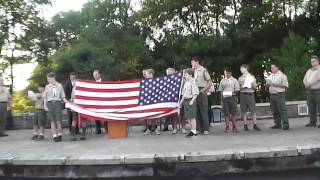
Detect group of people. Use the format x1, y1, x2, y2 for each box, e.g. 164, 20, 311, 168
1, 55, 320, 140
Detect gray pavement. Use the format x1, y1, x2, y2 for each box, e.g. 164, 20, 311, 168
0, 117, 320, 165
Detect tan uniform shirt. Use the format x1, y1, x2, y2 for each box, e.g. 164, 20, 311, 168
268, 71, 289, 94
218, 77, 240, 95
44, 82, 66, 102
238, 73, 257, 93
34, 93, 45, 109
194, 66, 211, 88
182, 79, 199, 99
303, 66, 320, 90
0, 86, 11, 102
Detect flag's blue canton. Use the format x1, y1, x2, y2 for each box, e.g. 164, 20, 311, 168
139, 73, 183, 106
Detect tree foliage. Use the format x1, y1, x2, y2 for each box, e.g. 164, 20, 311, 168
6, 0, 320, 108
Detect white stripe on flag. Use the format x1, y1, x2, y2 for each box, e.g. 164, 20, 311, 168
76, 81, 140, 89
75, 90, 140, 98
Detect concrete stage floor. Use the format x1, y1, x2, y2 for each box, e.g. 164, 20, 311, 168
1, 117, 320, 178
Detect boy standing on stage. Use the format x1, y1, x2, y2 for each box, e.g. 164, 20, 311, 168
31, 85, 46, 140
44, 72, 68, 142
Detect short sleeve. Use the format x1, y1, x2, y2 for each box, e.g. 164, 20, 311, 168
252, 76, 257, 87
282, 74, 289, 88
204, 69, 211, 81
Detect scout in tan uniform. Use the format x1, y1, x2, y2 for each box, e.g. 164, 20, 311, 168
218, 69, 240, 133
44, 72, 68, 142
179, 68, 199, 137
0, 78, 11, 137
303, 56, 320, 127
191, 57, 211, 135
238, 64, 260, 131
265, 64, 289, 130
30, 85, 46, 140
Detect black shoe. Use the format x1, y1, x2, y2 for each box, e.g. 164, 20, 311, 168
306, 123, 316, 127
283, 126, 290, 130
80, 136, 86, 140
270, 125, 282, 129
96, 129, 102, 134
0, 134, 8, 137
57, 135, 62, 142
225, 126, 230, 133
70, 137, 77, 141
186, 131, 197, 138
244, 125, 249, 131
37, 135, 45, 141
253, 124, 261, 131
31, 135, 38, 140
53, 136, 59, 142
162, 127, 169, 131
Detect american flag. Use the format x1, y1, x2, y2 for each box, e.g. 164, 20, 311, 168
66, 73, 183, 121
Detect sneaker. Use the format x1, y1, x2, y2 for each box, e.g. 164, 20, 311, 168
31, 135, 38, 140
70, 137, 77, 141
181, 128, 186, 134
244, 124, 249, 131
253, 124, 261, 131
232, 126, 238, 133
172, 129, 178, 134
144, 129, 151, 135
186, 131, 197, 138
203, 131, 209, 135
306, 123, 316, 127
155, 128, 161, 135
270, 125, 282, 129
37, 135, 45, 141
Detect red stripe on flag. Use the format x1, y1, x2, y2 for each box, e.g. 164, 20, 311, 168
77, 79, 140, 84
75, 95, 139, 101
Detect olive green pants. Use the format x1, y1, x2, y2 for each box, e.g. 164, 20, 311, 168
0, 103, 8, 135
270, 93, 289, 128
307, 90, 320, 125
196, 91, 210, 132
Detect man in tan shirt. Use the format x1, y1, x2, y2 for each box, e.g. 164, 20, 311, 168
265, 64, 289, 130
303, 55, 320, 127
0, 78, 11, 137
191, 57, 211, 135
